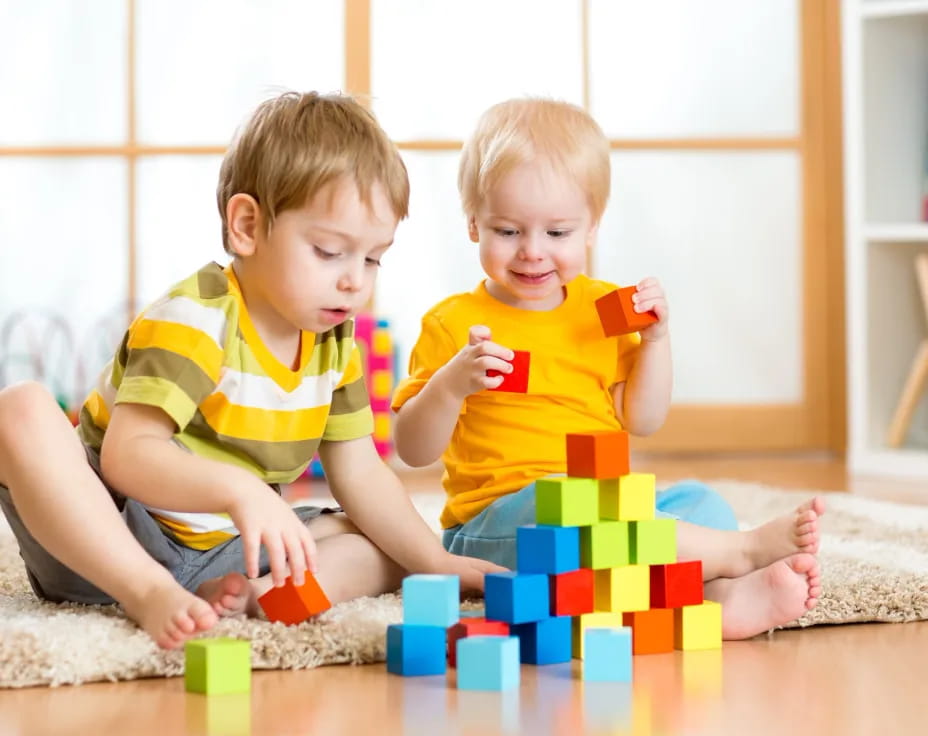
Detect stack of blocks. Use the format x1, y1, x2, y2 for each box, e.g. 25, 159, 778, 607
308, 313, 395, 476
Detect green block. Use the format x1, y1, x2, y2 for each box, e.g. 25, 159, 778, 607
630, 519, 677, 564
536, 477, 599, 526
185, 638, 252, 695
580, 521, 630, 569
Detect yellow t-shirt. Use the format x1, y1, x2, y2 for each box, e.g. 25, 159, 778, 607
392, 274, 640, 529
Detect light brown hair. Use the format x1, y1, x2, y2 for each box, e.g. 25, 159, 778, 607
458, 98, 610, 221
217, 91, 409, 253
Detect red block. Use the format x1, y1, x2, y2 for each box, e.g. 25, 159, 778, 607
650, 560, 704, 608
622, 608, 675, 654
258, 574, 331, 625
595, 286, 658, 337
549, 568, 594, 617
447, 617, 510, 667
565, 431, 630, 479
487, 350, 530, 393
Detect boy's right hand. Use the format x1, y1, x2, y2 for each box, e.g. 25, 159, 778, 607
228, 484, 317, 588
436, 325, 515, 399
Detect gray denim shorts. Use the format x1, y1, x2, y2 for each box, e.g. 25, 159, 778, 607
0, 446, 337, 605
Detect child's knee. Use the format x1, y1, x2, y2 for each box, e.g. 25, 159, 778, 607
0, 381, 59, 448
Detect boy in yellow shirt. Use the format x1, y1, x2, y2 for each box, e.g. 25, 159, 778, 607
392, 98, 824, 640
0, 91, 499, 650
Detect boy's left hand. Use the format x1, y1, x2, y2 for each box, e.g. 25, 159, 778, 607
633, 277, 670, 342
432, 552, 508, 594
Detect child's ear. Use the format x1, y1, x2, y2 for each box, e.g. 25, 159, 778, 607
227, 194, 261, 256
467, 216, 479, 243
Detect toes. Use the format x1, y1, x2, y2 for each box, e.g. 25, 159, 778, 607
173, 611, 196, 635
812, 496, 827, 516
786, 553, 817, 575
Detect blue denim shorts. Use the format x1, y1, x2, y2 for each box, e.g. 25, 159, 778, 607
0, 445, 336, 605
442, 479, 738, 570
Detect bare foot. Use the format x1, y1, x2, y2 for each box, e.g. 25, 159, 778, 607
736, 496, 826, 575
122, 580, 218, 650
705, 553, 821, 640
197, 572, 261, 618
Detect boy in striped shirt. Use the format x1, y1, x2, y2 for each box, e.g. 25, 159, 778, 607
0, 92, 501, 649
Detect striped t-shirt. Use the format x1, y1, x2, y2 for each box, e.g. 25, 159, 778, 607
78, 262, 373, 549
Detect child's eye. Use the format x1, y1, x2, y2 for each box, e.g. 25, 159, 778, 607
495, 228, 518, 237
365, 257, 382, 267
548, 230, 570, 238
314, 246, 339, 259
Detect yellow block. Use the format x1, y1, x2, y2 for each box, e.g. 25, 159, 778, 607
572, 612, 623, 659
674, 601, 722, 650
594, 565, 650, 613
374, 414, 391, 441
372, 370, 392, 399
600, 473, 655, 521
373, 329, 392, 355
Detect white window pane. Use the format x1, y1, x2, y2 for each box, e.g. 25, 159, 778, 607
0, 159, 128, 402
0, 1, 126, 144
136, 1, 344, 145
375, 152, 486, 375
590, 0, 798, 137
136, 156, 228, 305
595, 151, 802, 403
371, 0, 583, 140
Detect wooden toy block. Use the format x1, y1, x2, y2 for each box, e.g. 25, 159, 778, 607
387, 623, 448, 676
599, 473, 656, 521
674, 601, 722, 651
258, 573, 331, 625
372, 369, 392, 399
549, 567, 595, 617
650, 560, 704, 608
447, 617, 510, 667
622, 608, 675, 654
594, 565, 650, 613
566, 431, 630, 479
374, 413, 391, 441
595, 286, 658, 337
511, 615, 572, 665
630, 519, 677, 565
580, 520, 630, 569
583, 627, 633, 682
572, 612, 623, 659
488, 349, 530, 392
456, 636, 520, 691
516, 524, 580, 574
535, 477, 599, 527
184, 638, 251, 695
485, 572, 549, 624
402, 574, 460, 627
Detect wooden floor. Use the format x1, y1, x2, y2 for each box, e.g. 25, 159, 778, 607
1, 453, 927, 736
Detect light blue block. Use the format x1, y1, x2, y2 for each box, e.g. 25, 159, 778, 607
583, 627, 633, 682
485, 572, 549, 624
516, 525, 580, 575
386, 624, 447, 676
402, 574, 460, 627
456, 636, 520, 691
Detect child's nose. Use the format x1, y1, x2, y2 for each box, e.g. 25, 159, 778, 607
518, 233, 544, 260
338, 259, 365, 291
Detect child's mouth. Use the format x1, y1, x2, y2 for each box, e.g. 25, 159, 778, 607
512, 271, 553, 285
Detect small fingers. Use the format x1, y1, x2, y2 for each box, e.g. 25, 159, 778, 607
285, 531, 307, 587
300, 525, 319, 575
263, 533, 288, 587
241, 531, 261, 580
468, 325, 492, 345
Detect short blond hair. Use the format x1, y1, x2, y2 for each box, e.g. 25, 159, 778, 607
217, 91, 409, 253
458, 98, 610, 221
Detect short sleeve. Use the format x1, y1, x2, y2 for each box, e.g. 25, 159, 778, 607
113, 297, 225, 432
391, 313, 459, 412
323, 343, 375, 441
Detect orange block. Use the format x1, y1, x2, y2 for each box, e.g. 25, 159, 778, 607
565, 431, 630, 479
622, 608, 675, 654
595, 286, 659, 337
258, 574, 331, 625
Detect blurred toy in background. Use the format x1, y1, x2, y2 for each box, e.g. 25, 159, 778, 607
306, 313, 396, 478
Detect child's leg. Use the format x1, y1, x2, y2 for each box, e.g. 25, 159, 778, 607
0, 382, 217, 648
197, 513, 406, 616
660, 480, 825, 580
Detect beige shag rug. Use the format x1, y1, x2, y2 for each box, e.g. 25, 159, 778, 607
2, 482, 927, 688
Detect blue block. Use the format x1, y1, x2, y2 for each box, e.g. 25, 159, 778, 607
516, 525, 580, 574
402, 574, 460, 627
386, 624, 447, 676
485, 572, 549, 624
583, 627, 632, 682
456, 636, 520, 691
511, 615, 572, 665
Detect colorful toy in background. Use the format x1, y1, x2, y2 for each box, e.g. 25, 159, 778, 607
306, 313, 396, 478
387, 429, 721, 691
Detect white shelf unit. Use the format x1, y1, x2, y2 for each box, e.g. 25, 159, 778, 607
844, 0, 928, 478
